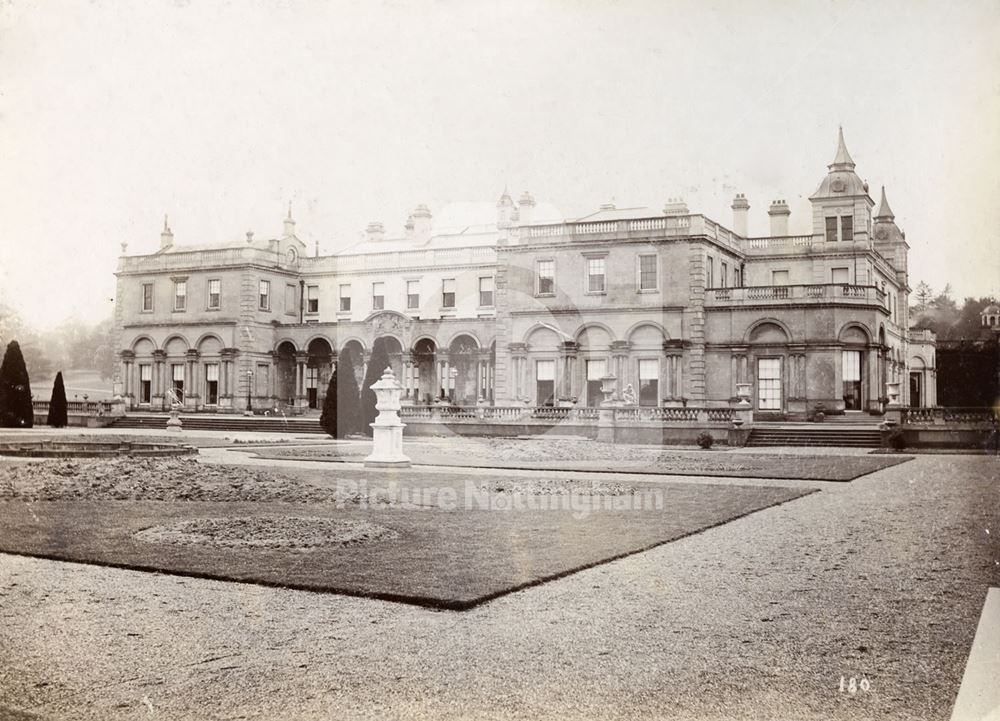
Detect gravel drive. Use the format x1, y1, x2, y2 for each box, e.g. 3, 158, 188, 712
0, 454, 996, 720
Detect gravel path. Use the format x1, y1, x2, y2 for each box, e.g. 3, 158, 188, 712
0, 454, 997, 720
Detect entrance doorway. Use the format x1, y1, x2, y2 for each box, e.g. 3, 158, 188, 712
842, 350, 863, 410
909, 372, 922, 408
306, 367, 319, 409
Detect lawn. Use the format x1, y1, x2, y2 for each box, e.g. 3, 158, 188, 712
0, 458, 815, 609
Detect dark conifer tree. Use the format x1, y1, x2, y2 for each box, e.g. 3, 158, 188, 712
48, 371, 68, 428
360, 338, 392, 437
335, 351, 362, 437
0, 340, 34, 428
319, 368, 337, 438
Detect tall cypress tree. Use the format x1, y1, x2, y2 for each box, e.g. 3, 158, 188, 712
335, 351, 362, 437
319, 368, 337, 438
360, 338, 392, 437
0, 340, 34, 428
48, 371, 68, 428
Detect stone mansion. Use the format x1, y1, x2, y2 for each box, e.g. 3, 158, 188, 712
113, 130, 936, 418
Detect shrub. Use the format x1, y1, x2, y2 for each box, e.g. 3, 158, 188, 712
0, 340, 33, 428
336, 351, 363, 437
360, 339, 392, 437
319, 369, 337, 438
48, 371, 68, 428
887, 426, 907, 451
696, 431, 714, 449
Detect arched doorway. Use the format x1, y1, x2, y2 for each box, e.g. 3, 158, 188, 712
448, 334, 480, 405
412, 338, 437, 404
276, 341, 296, 406
306, 338, 334, 410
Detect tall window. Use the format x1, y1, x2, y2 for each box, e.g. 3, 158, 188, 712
205, 363, 219, 405
307, 285, 319, 313
720, 262, 728, 288
479, 276, 494, 307
825, 216, 839, 242
535, 360, 555, 406
141, 282, 154, 312
832, 267, 850, 285
406, 280, 420, 310
638, 359, 659, 406
207, 279, 221, 309
842, 350, 862, 410
339, 284, 351, 312
442, 279, 456, 308
587, 258, 606, 293
171, 364, 185, 400
705, 256, 714, 288
586, 359, 607, 407
372, 282, 385, 311
757, 358, 782, 410
258, 280, 270, 310
536, 260, 554, 295
772, 270, 789, 285
840, 215, 853, 242
173, 280, 187, 311
285, 283, 296, 315
139, 364, 152, 403
638, 254, 657, 291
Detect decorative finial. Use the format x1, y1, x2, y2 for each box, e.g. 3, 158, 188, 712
246, 230, 254, 243
120, 241, 128, 254
163, 214, 169, 232
288, 201, 293, 220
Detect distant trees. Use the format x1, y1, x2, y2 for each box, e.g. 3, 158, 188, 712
319, 369, 337, 438
48, 371, 68, 428
0, 340, 34, 428
910, 282, 998, 340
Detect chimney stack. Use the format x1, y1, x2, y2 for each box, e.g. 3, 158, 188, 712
768, 200, 790, 236
160, 215, 173, 250
365, 221, 385, 243
663, 197, 689, 215
518, 191, 536, 226
412, 204, 432, 243
731, 194, 750, 237
404, 214, 415, 241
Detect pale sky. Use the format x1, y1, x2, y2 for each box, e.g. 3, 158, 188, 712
1, 0, 998, 328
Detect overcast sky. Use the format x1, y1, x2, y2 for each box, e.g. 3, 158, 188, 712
1, 0, 998, 328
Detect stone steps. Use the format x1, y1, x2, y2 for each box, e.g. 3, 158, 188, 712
747, 427, 882, 448
110, 415, 327, 434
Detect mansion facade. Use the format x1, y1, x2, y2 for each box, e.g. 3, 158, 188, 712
113, 130, 936, 418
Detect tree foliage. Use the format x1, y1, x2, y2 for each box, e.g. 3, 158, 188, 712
911, 291, 998, 341
319, 368, 337, 438
335, 351, 363, 437
361, 338, 392, 437
0, 340, 34, 428
48, 371, 68, 428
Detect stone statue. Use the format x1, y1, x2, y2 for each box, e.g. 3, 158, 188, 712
622, 384, 637, 406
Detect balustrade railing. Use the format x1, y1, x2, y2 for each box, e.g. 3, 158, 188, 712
708, 284, 884, 305
901, 407, 997, 425
398, 403, 738, 424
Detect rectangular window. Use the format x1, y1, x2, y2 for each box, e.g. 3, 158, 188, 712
307, 285, 319, 313
256, 363, 270, 398
258, 280, 270, 310
825, 216, 838, 242
535, 359, 555, 406
840, 214, 854, 242
205, 363, 219, 404
406, 280, 420, 310
772, 270, 789, 285
638, 359, 659, 407
173, 280, 186, 311
141, 283, 154, 312
285, 284, 296, 315
586, 359, 607, 407
843, 350, 862, 410
721, 262, 728, 288
139, 364, 152, 403
705, 256, 714, 288
207, 279, 221, 309
339, 284, 351, 312
171, 363, 185, 401
757, 358, 782, 411
587, 258, 606, 293
638, 254, 657, 291
442, 278, 456, 308
479, 276, 494, 307
832, 267, 850, 284
372, 282, 385, 311
536, 260, 555, 295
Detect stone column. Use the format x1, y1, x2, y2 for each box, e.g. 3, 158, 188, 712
152, 350, 166, 409
185, 349, 199, 409
295, 351, 308, 405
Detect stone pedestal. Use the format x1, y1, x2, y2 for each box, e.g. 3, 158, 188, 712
365, 367, 411, 468
166, 410, 183, 432
596, 374, 618, 444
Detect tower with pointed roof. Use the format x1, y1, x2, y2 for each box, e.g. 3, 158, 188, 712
809, 127, 874, 244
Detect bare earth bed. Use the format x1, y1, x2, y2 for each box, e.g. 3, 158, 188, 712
0, 458, 814, 609
250, 438, 912, 481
